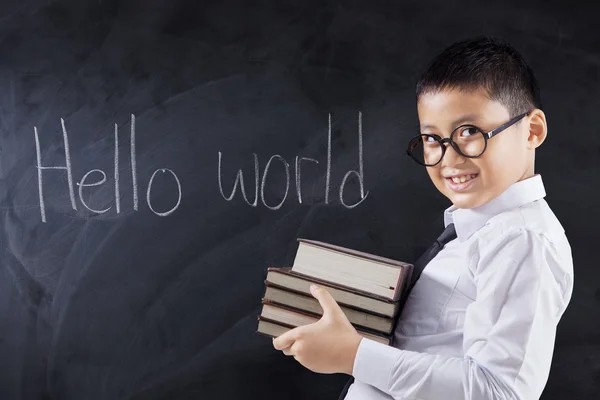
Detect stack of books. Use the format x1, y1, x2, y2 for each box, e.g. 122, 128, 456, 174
256, 238, 413, 345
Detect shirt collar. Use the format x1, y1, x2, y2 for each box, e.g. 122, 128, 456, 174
443, 174, 546, 242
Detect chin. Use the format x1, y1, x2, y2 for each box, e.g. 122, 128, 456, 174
435, 176, 492, 209
450, 197, 478, 209
449, 192, 496, 209
444, 191, 485, 209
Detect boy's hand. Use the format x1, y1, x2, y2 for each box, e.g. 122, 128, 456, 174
272, 284, 363, 375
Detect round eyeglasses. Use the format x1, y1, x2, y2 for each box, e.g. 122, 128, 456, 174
406, 110, 532, 166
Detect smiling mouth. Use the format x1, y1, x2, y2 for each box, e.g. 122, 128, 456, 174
447, 174, 478, 184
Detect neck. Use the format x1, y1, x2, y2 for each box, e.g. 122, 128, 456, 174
519, 156, 535, 181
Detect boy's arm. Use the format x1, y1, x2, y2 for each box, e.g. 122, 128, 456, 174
351, 227, 573, 400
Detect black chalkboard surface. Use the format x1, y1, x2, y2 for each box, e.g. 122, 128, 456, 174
1, 1, 599, 399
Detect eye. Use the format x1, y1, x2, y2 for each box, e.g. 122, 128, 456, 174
459, 126, 480, 137
421, 134, 440, 143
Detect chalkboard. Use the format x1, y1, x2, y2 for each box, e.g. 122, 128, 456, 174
0, 1, 598, 399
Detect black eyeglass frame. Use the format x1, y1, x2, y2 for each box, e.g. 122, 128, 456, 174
406, 110, 533, 166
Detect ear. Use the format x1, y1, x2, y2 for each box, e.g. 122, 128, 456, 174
526, 109, 547, 149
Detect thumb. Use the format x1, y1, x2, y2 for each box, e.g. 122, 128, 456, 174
310, 285, 342, 320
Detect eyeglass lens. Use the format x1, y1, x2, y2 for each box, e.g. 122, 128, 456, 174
409, 126, 486, 165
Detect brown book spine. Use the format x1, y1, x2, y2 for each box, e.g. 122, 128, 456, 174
257, 315, 297, 330
267, 266, 397, 303
397, 263, 414, 301
256, 316, 391, 345
259, 299, 391, 340
263, 280, 397, 319
255, 316, 294, 340
392, 263, 414, 302
261, 297, 392, 335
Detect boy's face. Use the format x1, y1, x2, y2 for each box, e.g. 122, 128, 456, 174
417, 87, 534, 209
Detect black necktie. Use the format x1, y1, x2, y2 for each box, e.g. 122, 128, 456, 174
337, 223, 457, 400
404, 223, 457, 296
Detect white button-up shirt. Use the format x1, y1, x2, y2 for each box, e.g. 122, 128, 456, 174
344, 174, 574, 400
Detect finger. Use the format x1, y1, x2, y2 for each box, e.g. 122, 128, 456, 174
310, 284, 341, 318
282, 346, 294, 356
272, 328, 299, 350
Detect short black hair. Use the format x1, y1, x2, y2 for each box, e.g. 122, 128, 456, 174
416, 36, 541, 118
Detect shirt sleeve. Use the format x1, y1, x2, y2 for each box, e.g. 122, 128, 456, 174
351, 227, 572, 400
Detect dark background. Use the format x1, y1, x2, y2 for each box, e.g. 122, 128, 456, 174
0, 0, 598, 399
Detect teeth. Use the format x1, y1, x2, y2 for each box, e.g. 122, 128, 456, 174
451, 174, 476, 184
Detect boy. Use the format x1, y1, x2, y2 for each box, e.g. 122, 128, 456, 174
273, 36, 574, 400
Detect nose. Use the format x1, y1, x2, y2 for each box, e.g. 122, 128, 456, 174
441, 142, 466, 167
